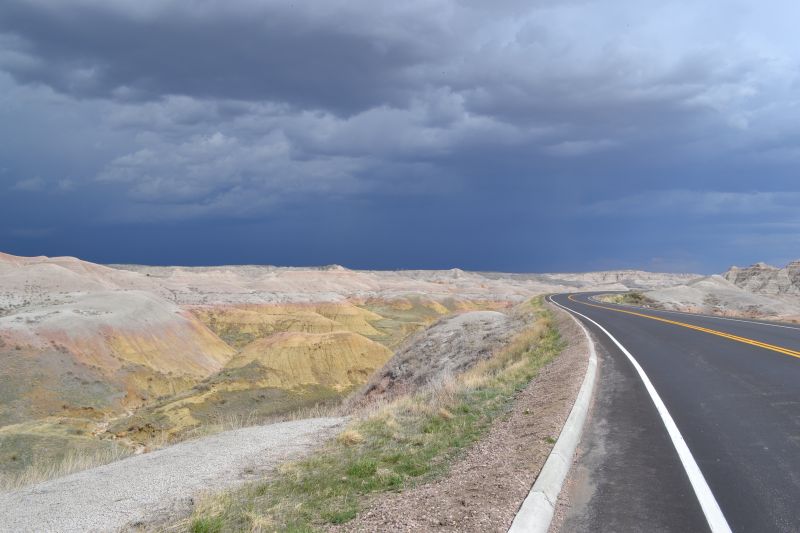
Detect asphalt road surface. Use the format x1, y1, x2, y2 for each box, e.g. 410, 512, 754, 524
551, 292, 800, 533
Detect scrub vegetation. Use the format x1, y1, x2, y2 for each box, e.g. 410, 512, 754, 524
0, 441, 132, 492
599, 291, 654, 306
182, 298, 564, 532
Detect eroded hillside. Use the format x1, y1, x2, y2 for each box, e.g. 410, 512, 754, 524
105, 299, 490, 445
0, 252, 695, 485
634, 261, 800, 322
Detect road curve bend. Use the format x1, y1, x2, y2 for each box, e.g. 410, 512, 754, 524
551, 292, 800, 533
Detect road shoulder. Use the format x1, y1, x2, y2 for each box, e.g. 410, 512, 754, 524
549, 302, 710, 533
335, 302, 590, 532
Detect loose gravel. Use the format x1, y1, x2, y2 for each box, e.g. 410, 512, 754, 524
0, 417, 346, 532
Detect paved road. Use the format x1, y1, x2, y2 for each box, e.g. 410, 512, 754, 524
551, 292, 800, 533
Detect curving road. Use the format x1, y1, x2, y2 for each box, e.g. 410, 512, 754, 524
550, 292, 800, 533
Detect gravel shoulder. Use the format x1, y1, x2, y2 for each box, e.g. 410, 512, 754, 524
0, 417, 346, 532
334, 303, 590, 532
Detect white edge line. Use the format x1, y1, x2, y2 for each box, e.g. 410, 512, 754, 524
560, 294, 732, 533
507, 295, 598, 533
588, 294, 800, 331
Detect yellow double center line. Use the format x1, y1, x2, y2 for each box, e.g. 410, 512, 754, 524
567, 294, 800, 360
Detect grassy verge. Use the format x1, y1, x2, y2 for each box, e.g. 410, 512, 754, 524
182, 298, 564, 532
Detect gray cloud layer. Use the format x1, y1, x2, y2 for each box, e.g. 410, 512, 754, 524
1, 0, 799, 270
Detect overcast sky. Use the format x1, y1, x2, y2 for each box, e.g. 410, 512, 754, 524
1, 0, 799, 273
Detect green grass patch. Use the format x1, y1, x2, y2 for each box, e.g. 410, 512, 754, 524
185, 298, 564, 532
189, 516, 223, 533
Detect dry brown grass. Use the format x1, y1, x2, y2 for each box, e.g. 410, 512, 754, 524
0, 444, 132, 493
461, 315, 550, 389
159, 400, 347, 447
337, 430, 365, 446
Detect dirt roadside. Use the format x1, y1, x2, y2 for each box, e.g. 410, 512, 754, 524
333, 302, 590, 532
0, 417, 346, 533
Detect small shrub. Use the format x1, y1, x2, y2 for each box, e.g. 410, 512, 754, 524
337, 430, 364, 446
627, 291, 647, 304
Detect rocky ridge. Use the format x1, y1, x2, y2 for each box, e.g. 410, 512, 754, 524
724, 260, 800, 296
642, 260, 800, 322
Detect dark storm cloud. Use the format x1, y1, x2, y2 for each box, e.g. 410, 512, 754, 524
0, 0, 446, 114
1, 0, 799, 271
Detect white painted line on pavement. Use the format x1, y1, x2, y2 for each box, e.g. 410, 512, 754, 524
557, 295, 732, 533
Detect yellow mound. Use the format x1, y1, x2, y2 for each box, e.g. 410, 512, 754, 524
422, 299, 450, 315
104, 319, 234, 377
228, 331, 392, 390
311, 302, 384, 336
192, 302, 384, 348
385, 298, 414, 311
192, 306, 342, 347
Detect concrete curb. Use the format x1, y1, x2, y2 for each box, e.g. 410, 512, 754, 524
508, 295, 598, 533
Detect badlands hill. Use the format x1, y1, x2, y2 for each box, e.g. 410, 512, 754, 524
724, 260, 800, 295
0, 253, 233, 420
0, 252, 696, 482
640, 260, 800, 321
